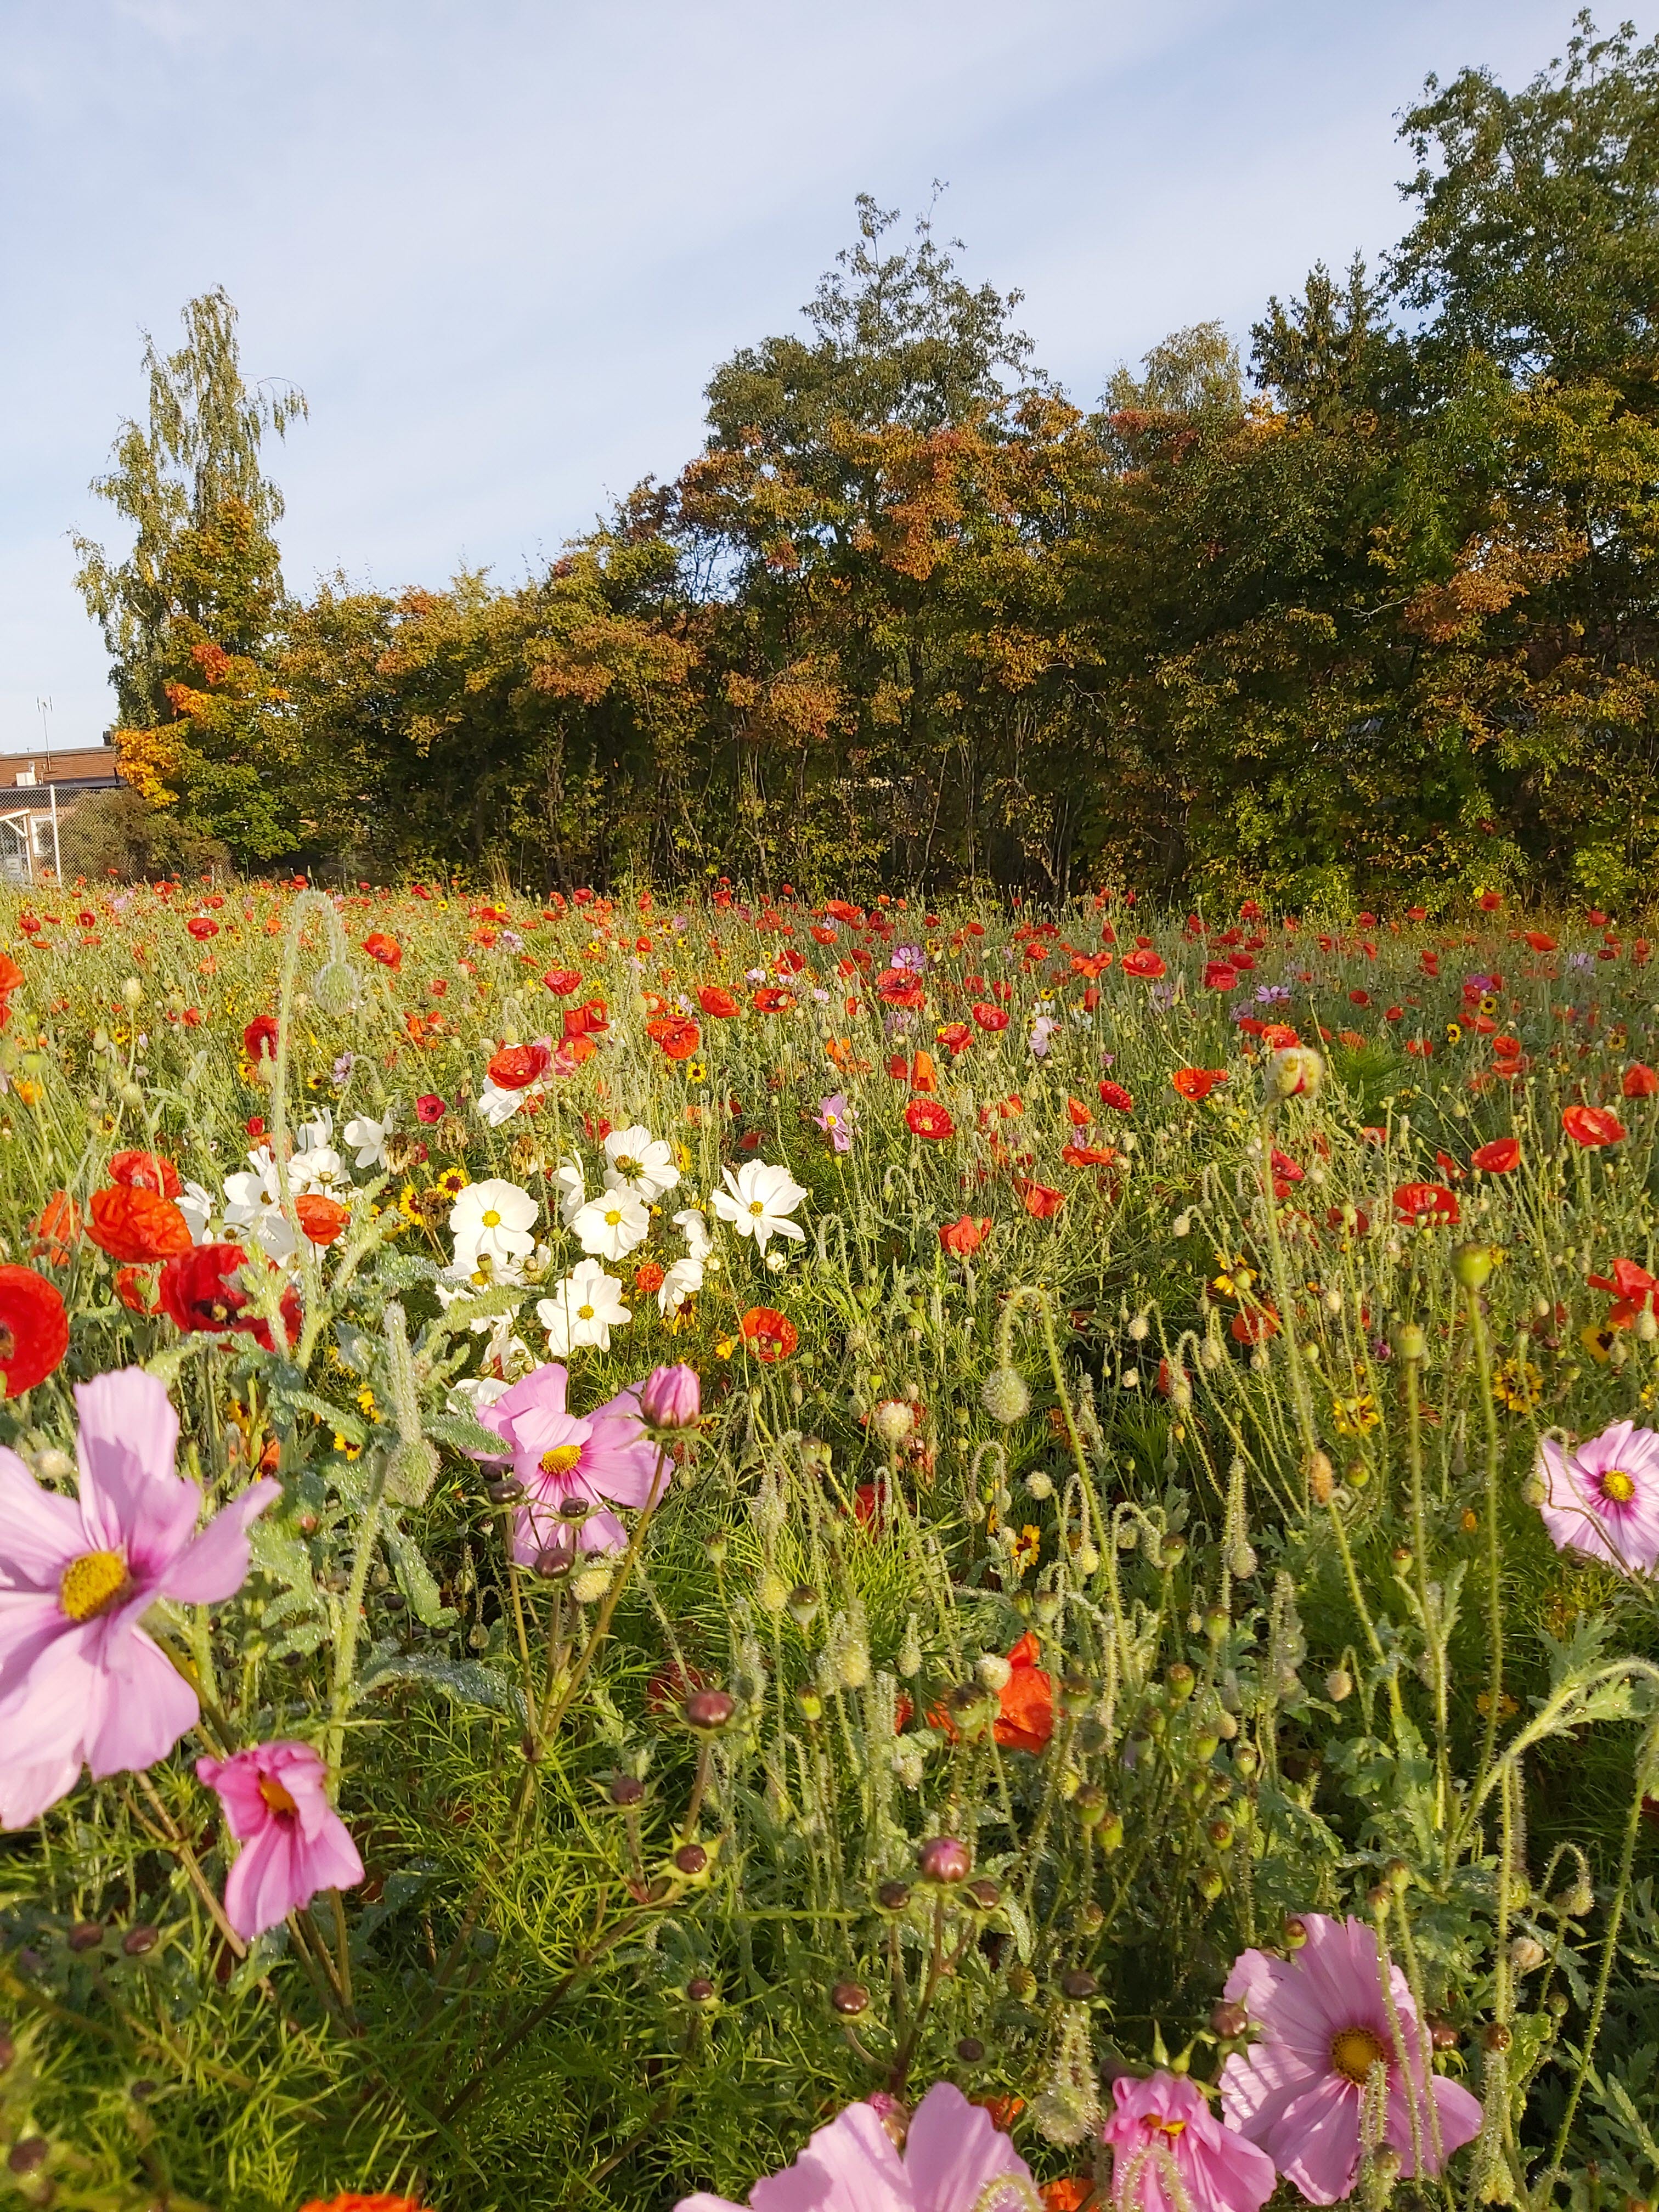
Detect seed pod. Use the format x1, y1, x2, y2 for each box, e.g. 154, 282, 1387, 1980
787, 1584, 819, 1627
1452, 1241, 1499, 1291
121, 1926, 158, 1956
831, 1981, 870, 2017
1167, 1662, 1195, 1701
957, 2037, 985, 2063
674, 1843, 709, 1877
67, 1922, 104, 1954
1390, 1321, 1428, 1362
964, 1878, 1001, 1912
1006, 1964, 1037, 2001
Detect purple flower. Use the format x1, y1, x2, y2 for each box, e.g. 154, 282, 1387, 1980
1537, 1419, 1659, 1575
1103, 2069, 1276, 2212
1465, 972, 1499, 994
195, 1740, 364, 1940
0, 1368, 279, 1830
1221, 1912, 1481, 2201
892, 944, 927, 972
883, 1008, 915, 1037
676, 2080, 1034, 2212
814, 1094, 856, 1152
1568, 950, 1596, 973
640, 1363, 701, 1431
1254, 983, 1292, 1006
1029, 1016, 1060, 1059
469, 1363, 661, 1568
1150, 979, 1178, 1012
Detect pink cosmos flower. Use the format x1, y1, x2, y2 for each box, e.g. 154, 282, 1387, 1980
1536, 1418, 1659, 1575
469, 1362, 661, 1568
675, 2080, 1035, 2212
196, 1740, 364, 1939
1221, 1914, 1481, 2203
0, 1368, 278, 1830
1103, 2070, 1275, 2212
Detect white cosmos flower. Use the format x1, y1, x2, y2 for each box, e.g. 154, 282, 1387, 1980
178, 1180, 215, 1245
673, 1206, 714, 1261
223, 1148, 298, 1265
571, 1188, 651, 1260
537, 1259, 630, 1355
450, 1178, 539, 1274
343, 1108, 394, 1171
602, 1124, 679, 1201
476, 1079, 526, 1128
290, 1142, 347, 1196
550, 1155, 586, 1227
708, 1159, 808, 1253
658, 1254, 704, 1316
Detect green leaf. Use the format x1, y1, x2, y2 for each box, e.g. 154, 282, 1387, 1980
357, 1651, 525, 1721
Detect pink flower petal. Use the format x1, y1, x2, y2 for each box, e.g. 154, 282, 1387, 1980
904, 2082, 1033, 2212
0, 1450, 83, 1589
73, 1369, 195, 1574
159, 1477, 279, 1604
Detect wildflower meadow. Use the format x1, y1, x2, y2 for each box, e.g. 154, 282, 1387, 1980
3, 873, 1659, 2212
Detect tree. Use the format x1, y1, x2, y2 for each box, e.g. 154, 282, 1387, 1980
1391, 13, 1659, 398
73, 288, 307, 864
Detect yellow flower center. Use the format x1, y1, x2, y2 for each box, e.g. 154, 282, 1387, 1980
1604, 1469, 1637, 1503
59, 1548, 131, 1622
481, 1209, 502, 1228
257, 1774, 300, 1818
749, 1199, 765, 1216
1149, 2119, 1186, 2139
615, 1156, 640, 1178
604, 1209, 623, 1226
577, 1303, 595, 1321
1330, 2026, 1387, 2085
540, 1444, 583, 1476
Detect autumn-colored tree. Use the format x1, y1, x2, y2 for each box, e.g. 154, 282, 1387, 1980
73, 288, 307, 864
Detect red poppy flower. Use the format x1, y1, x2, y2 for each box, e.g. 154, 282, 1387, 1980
1523, 930, 1558, 953
487, 1041, 552, 1090
1230, 1302, 1280, 1344
698, 985, 741, 1017
295, 2194, 427, 2212
1623, 1063, 1659, 1098
0, 1265, 69, 1395
109, 1149, 183, 1199
86, 1186, 194, 1262
158, 1244, 299, 1353
295, 1194, 349, 1246
751, 986, 797, 1014
243, 1014, 279, 1064
876, 972, 926, 1008
1062, 1143, 1118, 1167
970, 1002, 1009, 1031
905, 1097, 955, 1141
1325, 1204, 1370, 1235
1471, 1137, 1520, 1173
541, 967, 582, 996
1038, 2183, 1091, 2212
114, 1265, 159, 1315
1015, 1178, 1065, 1220
363, 932, 402, 970
1563, 1104, 1625, 1148
415, 1093, 445, 1124
740, 1306, 798, 1361
1097, 1080, 1133, 1113
646, 1014, 701, 1062
1588, 1256, 1658, 1325
1392, 1182, 1461, 1226
939, 1214, 991, 1256
993, 1631, 1054, 1753
186, 916, 219, 941
1203, 961, 1238, 991
1479, 890, 1503, 912
563, 997, 608, 1037
31, 1192, 81, 1263
634, 1260, 666, 1294
1121, 946, 1166, 979
934, 1021, 973, 1055
1172, 1068, 1226, 1101
0, 952, 23, 998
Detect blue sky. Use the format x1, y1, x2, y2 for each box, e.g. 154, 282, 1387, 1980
0, 0, 1619, 754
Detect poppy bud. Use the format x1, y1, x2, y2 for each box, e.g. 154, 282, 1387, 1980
787, 1584, 819, 1627
1451, 1242, 1499, 1291
1307, 1449, 1335, 1504
917, 1835, 972, 1884
980, 1367, 1031, 1424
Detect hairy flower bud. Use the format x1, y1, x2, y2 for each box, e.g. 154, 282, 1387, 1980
871, 1398, 915, 1447
1452, 1242, 1499, 1291
1265, 1045, 1323, 1100
981, 1366, 1031, 1424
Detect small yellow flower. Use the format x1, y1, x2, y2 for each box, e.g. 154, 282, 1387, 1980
1331, 1393, 1380, 1436
1579, 1320, 1617, 1365
1445, 1022, 1462, 1045
1492, 1357, 1543, 1412
436, 1167, 470, 1199
714, 1336, 735, 1360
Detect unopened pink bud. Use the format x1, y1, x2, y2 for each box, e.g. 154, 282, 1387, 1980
640, 1363, 701, 1430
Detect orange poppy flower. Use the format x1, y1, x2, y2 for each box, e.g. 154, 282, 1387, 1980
1015, 1179, 1064, 1220
1121, 945, 1165, 979
905, 1097, 955, 1141
1392, 1181, 1460, 1225
109, 1149, 183, 1199
1623, 1063, 1659, 1098
939, 1214, 991, 1256
1172, 1067, 1227, 1101
362, 932, 402, 970
488, 1041, 552, 1090
31, 1191, 81, 1263
646, 1014, 701, 1062
86, 1187, 193, 1263
697, 985, 741, 1017
751, 986, 797, 1014
295, 1194, 350, 1246
740, 1306, 797, 1361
